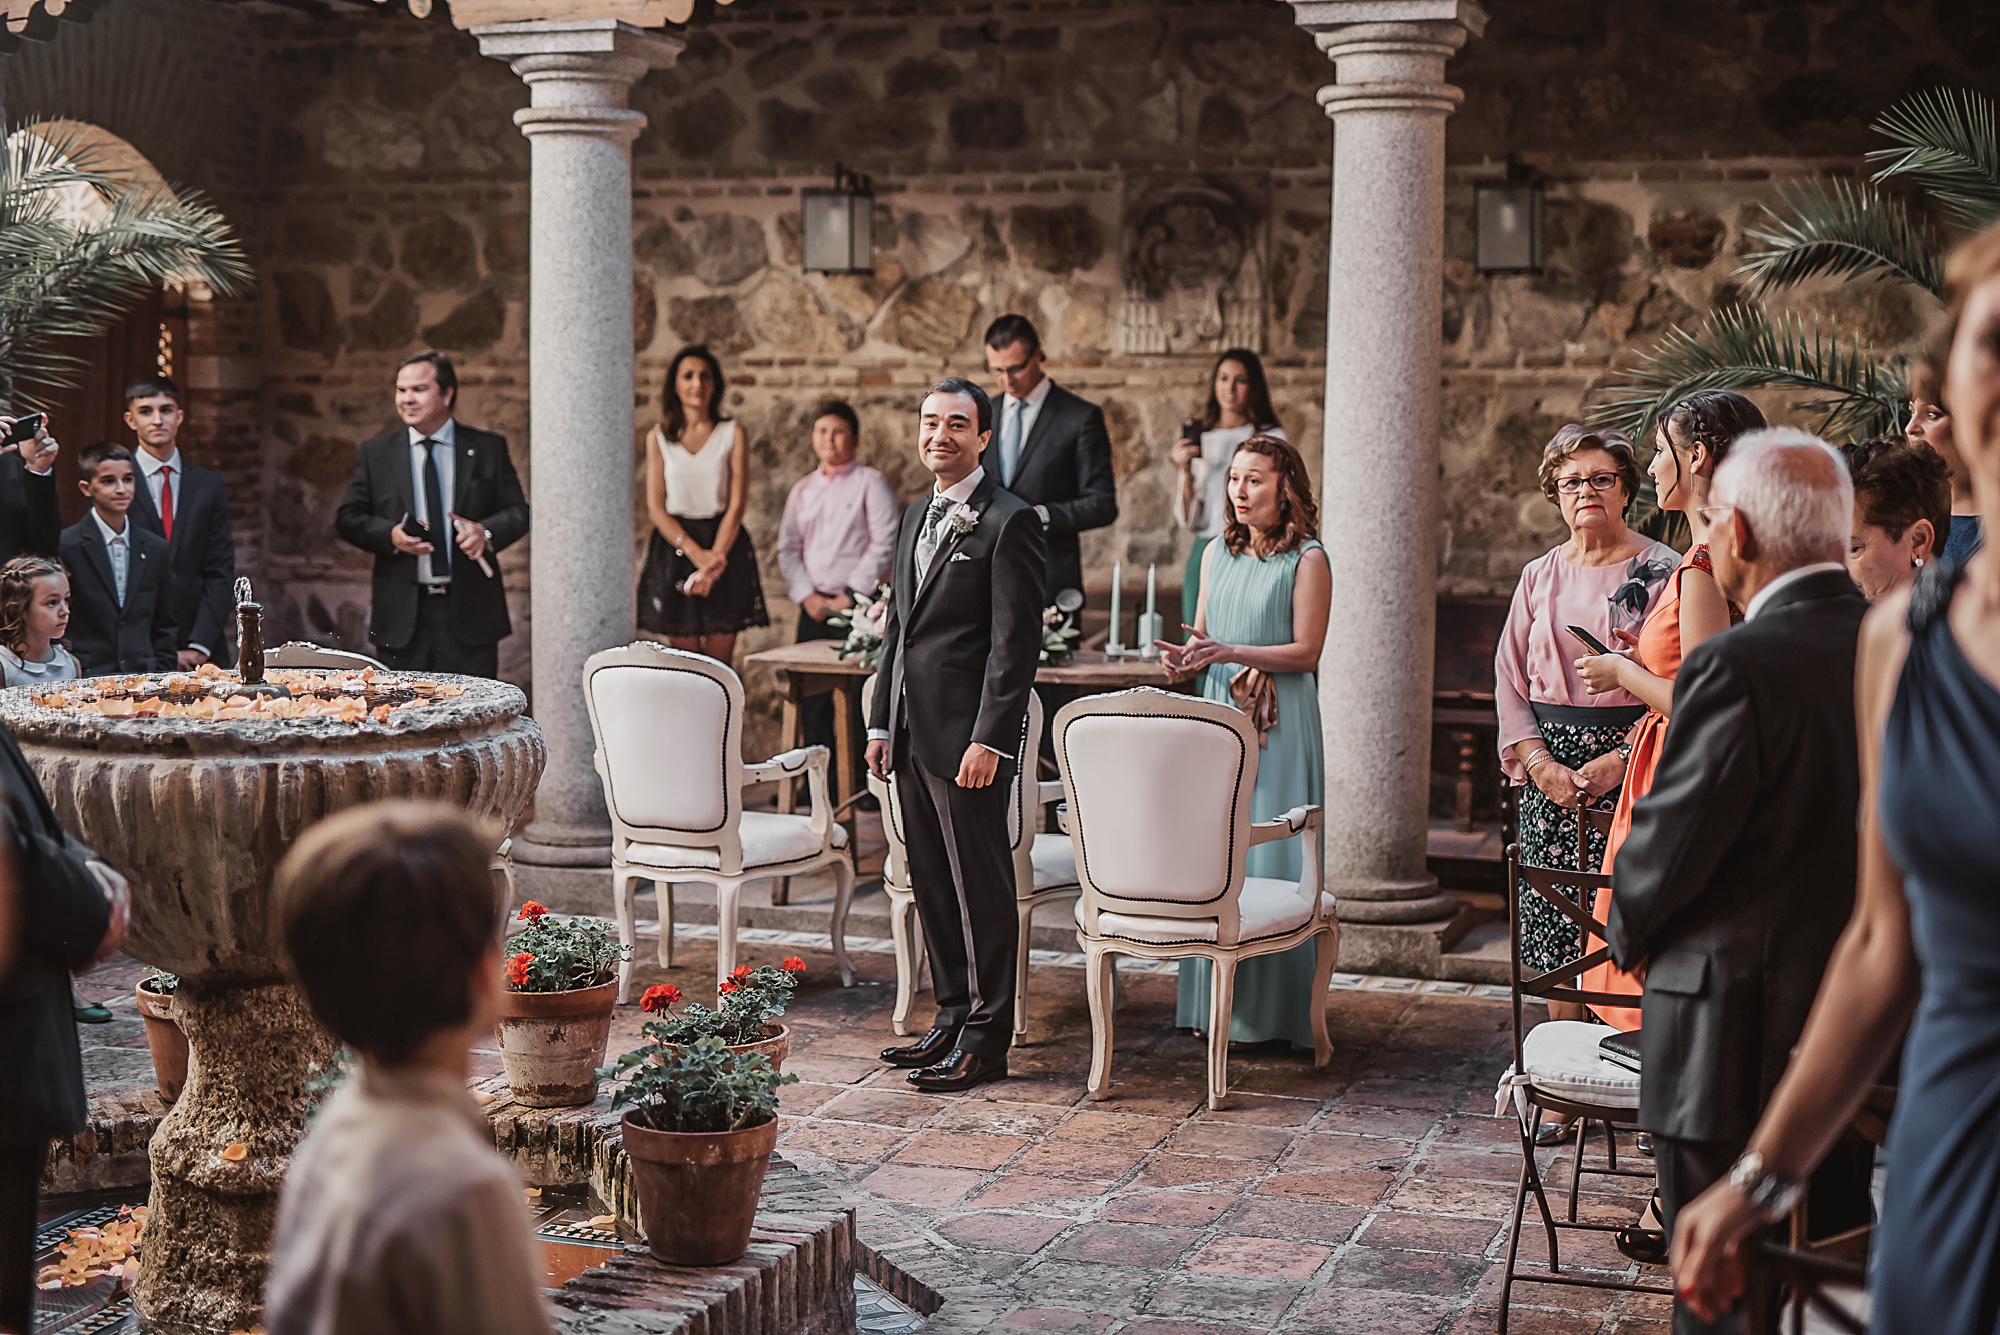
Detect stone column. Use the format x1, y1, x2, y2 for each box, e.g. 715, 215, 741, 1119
474, 20, 679, 877
1288, 1, 1485, 933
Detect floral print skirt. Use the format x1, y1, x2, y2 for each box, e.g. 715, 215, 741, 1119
1514, 704, 1643, 977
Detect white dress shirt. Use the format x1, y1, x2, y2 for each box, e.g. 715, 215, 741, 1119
997, 376, 1053, 491
1743, 561, 1847, 621
869, 467, 1002, 755
91, 508, 130, 607
135, 446, 180, 528
408, 420, 457, 586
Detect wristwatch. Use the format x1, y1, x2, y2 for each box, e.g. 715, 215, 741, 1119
1617, 741, 1634, 761
1728, 1150, 1802, 1221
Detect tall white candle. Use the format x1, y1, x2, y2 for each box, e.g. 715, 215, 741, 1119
1109, 561, 1122, 646
1145, 564, 1157, 620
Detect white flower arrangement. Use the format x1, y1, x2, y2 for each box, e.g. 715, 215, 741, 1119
947, 502, 980, 539
826, 582, 892, 671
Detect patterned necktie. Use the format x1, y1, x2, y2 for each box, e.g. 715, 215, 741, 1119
915, 494, 952, 584
999, 398, 1024, 486
109, 533, 127, 607
158, 464, 174, 542
420, 438, 449, 577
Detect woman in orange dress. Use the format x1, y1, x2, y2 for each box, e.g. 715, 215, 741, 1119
1573, 390, 1762, 1029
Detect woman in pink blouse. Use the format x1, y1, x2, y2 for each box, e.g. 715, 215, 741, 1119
1495, 426, 1675, 1123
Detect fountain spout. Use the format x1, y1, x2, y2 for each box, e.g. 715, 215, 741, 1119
233, 577, 289, 698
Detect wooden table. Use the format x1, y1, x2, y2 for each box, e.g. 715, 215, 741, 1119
744, 641, 1179, 901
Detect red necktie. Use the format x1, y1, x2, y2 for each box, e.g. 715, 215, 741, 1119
159, 465, 174, 542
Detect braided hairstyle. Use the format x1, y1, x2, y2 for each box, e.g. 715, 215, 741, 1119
0, 556, 66, 656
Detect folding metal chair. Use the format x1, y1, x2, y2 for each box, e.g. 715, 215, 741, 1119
1497, 814, 1669, 1332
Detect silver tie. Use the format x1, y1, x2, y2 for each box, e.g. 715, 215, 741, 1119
915, 495, 953, 584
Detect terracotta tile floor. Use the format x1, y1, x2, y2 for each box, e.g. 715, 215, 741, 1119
70, 930, 1664, 1334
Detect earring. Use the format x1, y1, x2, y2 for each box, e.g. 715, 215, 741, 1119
1915, 557, 1925, 569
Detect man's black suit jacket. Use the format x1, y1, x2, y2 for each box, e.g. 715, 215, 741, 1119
867, 471, 1047, 782
999, 381, 1116, 600
334, 424, 530, 652
129, 454, 236, 666
0, 720, 109, 1148
1607, 568, 1869, 1143
58, 516, 176, 676
0, 453, 60, 563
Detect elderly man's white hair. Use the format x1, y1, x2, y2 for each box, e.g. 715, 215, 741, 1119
1710, 427, 1854, 569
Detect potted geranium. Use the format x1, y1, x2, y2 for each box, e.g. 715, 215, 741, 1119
601, 1034, 796, 1266
494, 902, 630, 1107
636, 957, 805, 1070
134, 970, 187, 1104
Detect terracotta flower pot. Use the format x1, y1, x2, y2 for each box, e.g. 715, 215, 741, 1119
661, 1024, 789, 1072
620, 1112, 779, 1266
134, 980, 189, 1105
495, 980, 618, 1107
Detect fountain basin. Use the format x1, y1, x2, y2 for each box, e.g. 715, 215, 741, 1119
0, 673, 546, 1332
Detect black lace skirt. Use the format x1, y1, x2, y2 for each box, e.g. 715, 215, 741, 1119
636, 517, 770, 638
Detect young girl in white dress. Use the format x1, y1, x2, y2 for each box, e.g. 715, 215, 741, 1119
0, 556, 80, 690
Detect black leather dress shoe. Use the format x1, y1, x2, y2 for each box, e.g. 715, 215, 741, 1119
907, 1049, 1007, 1092
881, 1028, 956, 1068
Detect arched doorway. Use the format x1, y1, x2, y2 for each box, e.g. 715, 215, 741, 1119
9, 119, 193, 525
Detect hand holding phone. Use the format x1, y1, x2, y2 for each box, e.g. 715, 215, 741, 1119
1, 412, 46, 450
1566, 624, 1612, 656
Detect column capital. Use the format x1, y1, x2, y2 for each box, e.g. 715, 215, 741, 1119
473, 20, 680, 143
1286, 0, 1487, 120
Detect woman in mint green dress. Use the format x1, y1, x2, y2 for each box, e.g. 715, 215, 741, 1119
1158, 434, 1331, 1050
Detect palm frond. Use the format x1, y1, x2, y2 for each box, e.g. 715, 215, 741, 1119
1868, 87, 2000, 231
1737, 178, 1945, 299
1589, 305, 1906, 446
0, 119, 254, 404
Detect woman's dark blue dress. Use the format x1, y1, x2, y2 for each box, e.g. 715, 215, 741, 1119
1876, 558, 2000, 1333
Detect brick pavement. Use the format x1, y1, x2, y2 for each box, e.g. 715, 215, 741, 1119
69, 933, 1665, 1335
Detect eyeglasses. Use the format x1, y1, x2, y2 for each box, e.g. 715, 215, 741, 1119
1696, 504, 1736, 524
1555, 473, 1623, 495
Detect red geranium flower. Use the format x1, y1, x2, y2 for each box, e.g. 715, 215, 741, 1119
730, 965, 753, 980
506, 952, 534, 987
718, 981, 738, 995
640, 984, 682, 1014
781, 957, 806, 973
518, 901, 548, 924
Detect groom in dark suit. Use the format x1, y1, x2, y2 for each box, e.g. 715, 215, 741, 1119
866, 378, 1047, 1092
1608, 429, 1875, 1334
335, 351, 529, 677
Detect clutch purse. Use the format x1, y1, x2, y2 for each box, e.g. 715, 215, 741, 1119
1598, 1029, 1642, 1072
1229, 667, 1278, 747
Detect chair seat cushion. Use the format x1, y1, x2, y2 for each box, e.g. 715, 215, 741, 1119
625, 812, 849, 873
1029, 834, 1078, 891
1079, 877, 1333, 945
1522, 1020, 1640, 1109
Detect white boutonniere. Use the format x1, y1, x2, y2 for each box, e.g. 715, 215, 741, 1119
947, 502, 980, 539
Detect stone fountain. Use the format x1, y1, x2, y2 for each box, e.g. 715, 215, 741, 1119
0, 602, 545, 1332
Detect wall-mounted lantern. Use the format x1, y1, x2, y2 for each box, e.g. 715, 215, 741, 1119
801, 164, 874, 276
1475, 161, 1544, 276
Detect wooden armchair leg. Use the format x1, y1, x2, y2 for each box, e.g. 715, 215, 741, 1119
1310, 928, 1338, 1069
889, 894, 923, 1037
1012, 897, 1036, 1046
1084, 946, 1117, 1101
1206, 955, 1239, 1111
830, 858, 856, 986
714, 878, 743, 987
611, 868, 636, 1005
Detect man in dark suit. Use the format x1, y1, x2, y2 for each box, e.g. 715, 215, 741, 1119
59, 441, 176, 676
121, 376, 237, 670
982, 315, 1116, 603
865, 378, 1046, 1092
1608, 429, 1876, 1335
335, 351, 529, 677
0, 413, 63, 563
0, 719, 126, 1333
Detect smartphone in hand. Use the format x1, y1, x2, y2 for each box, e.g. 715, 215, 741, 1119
3, 412, 46, 447
1566, 624, 1613, 656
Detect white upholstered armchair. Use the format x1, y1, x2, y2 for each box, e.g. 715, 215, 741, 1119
861, 675, 1081, 1044
583, 643, 855, 1000
1053, 687, 1338, 1110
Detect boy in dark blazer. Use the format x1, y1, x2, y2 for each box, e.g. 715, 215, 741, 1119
122, 375, 237, 669
59, 441, 176, 676
335, 350, 529, 677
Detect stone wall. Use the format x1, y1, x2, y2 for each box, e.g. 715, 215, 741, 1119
5, 0, 1992, 749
